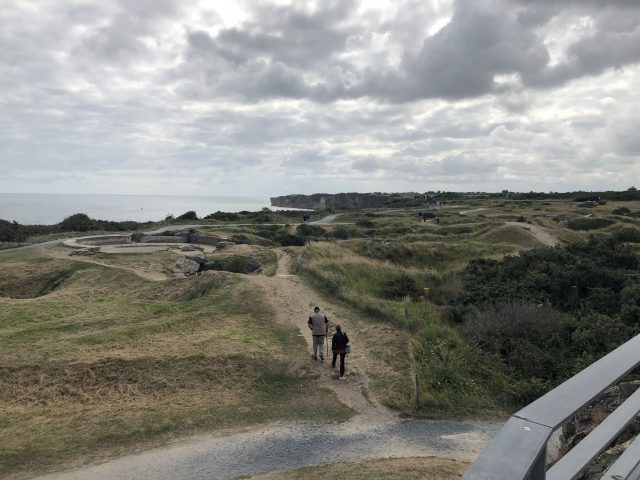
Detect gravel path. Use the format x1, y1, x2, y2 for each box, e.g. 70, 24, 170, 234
33, 418, 500, 480
309, 214, 343, 225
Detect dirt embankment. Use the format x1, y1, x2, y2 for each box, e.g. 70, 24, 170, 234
505, 222, 559, 246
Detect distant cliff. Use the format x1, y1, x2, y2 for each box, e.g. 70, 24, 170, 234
270, 193, 420, 210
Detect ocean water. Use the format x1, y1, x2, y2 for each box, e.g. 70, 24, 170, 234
0, 193, 280, 225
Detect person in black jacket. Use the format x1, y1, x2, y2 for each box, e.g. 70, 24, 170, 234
331, 324, 349, 380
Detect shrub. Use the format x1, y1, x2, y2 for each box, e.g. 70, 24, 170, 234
355, 219, 375, 228
567, 218, 613, 230
615, 228, 640, 243
205, 211, 241, 221
296, 224, 325, 238
381, 274, 417, 300
177, 211, 198, 221
60, 213, 92, 232
330, 226, 350, 239
462, 302, 576, 402
0, 220, 27, 242
613, 207, 631, 216
278, 234, 305, 246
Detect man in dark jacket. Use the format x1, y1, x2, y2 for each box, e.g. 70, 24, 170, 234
331, 324, 349, 380
308, 306, 328, 360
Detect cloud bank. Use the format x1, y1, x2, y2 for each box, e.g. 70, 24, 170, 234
1, 0, 639, 195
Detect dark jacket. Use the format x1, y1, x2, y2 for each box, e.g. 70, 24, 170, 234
332, 331, 349, 352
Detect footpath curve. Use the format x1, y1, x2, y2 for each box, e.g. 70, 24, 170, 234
33, 248, 501, 480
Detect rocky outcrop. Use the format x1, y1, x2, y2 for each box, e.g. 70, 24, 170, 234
172, 258, 200, 276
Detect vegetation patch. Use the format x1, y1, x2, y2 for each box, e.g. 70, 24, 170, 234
0, 251, 351, 477
567, 217, 614, 230
248, 456, 469, 480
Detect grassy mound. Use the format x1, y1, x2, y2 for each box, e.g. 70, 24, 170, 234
0, 251, 351, 477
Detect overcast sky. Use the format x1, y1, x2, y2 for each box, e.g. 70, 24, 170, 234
1, 0, 639, 196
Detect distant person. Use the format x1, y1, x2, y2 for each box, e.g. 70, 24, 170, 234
308, 306, 328, 361
331, 325, 350, 380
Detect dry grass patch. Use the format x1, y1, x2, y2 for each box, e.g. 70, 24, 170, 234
0, 250, 352, 478
245, 456, 469, 480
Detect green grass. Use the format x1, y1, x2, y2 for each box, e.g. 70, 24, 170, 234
290, 198, 639, 418
0, 251, 351, 478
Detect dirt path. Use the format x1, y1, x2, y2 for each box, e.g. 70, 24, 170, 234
505, 221, 559, 246
246, 249, 384, 416
31, 248, 501, 480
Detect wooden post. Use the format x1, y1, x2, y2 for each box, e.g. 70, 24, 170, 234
415, 372, 420, 412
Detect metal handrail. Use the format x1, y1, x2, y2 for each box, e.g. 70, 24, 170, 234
463, 333, 640, 480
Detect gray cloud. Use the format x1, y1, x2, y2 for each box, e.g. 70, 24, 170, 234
0, 1, 639, 196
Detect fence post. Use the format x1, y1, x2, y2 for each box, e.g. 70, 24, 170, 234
415, 372, 420, 412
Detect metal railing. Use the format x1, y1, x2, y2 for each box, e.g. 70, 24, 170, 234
463, 333, 640, 480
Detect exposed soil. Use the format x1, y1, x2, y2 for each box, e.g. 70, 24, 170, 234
504, 221, 559, 246
30, 247, 500, 480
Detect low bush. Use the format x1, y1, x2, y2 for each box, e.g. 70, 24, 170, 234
613, 207, 632, 216
177, 211, 198, 221
205, 211, 241, 221
616, 228, 640, 243
60, 213, 92, 232
381, 274, 417, 300
355, 219, 375, 228
567, 217, 613, 230
278, 234, 305, 246
296, 224, 325, 238
330, 226, 351, 239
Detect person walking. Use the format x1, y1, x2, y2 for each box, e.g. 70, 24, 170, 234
308, 306, 328, 361
331, 325, 350, 380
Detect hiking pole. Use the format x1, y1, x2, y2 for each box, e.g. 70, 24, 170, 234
326, 329, 329, 360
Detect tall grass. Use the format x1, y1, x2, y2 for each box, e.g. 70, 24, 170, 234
294, 243, 513, 417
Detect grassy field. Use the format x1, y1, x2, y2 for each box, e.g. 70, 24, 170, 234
1, 196, 638, 475
245, 457, 468, 480
289, 199, 640, 417
0, 250, 351, 478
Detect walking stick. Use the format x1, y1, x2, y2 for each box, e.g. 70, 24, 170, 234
326, 329, 329, 359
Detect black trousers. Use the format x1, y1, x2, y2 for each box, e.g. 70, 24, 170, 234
332, 352, 346, 377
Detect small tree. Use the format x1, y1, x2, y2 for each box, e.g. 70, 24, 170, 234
177, 211, 198, 221
60, 213, 92, 232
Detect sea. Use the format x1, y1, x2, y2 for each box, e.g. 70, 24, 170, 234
0, 193, 288, 225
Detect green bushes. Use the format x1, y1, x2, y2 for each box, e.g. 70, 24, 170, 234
462, 236, 640, 403
616, 228, 640, 243
613, 207, 631, 216
381, 274, 417, 300
296, 224, 325, 238
176, 211, 198, 221
464, 237, 638, 314
567, 217, 614, 230
205, 211, 240, 221
355, 219, 375, 228
60, 213, 92, 232
0, 220, 27, 242
278, 234, 305, 246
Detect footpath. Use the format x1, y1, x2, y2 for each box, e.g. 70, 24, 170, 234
33, 250, 500, 480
